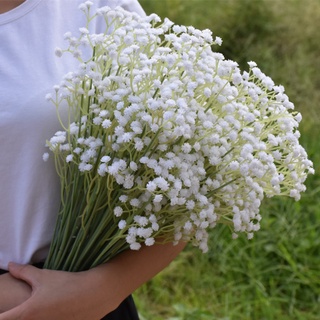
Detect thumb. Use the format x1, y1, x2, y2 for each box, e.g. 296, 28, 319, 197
8, 262, 41, 287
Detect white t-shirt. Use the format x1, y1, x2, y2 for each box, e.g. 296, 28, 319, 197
0, 0, 145, 270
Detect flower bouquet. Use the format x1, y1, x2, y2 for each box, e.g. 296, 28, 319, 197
43, 2, 313, 271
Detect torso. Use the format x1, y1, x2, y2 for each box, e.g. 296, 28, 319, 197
0, 0, 145, 270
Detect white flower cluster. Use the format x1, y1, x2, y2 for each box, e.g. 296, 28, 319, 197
46, 2, 314, 252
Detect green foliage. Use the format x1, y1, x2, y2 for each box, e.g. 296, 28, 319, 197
136, 0, 320, 319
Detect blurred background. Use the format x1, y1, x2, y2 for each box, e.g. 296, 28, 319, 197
134, 1, 320, 319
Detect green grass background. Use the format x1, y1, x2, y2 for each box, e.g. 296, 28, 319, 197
133, 1, 320, 319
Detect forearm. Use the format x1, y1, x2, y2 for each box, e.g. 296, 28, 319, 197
0, 241, 186, 319
0, 273, 31, 313
84, 241, 186, 312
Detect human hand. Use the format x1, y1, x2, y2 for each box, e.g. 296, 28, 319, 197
0, 273, 31, 313
0, 263, 120, 320
0, 241, 186, 319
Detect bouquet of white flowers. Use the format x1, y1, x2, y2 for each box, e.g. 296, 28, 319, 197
43, 2, 313, 271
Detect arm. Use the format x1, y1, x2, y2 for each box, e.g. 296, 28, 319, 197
0, 274, 31, 313
0, 241, 186, 319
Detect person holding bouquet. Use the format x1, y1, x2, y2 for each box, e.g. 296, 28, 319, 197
0, 0, 314, 319
0, 0, 186, 319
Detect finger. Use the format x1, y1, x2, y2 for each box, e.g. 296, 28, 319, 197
7, 262, 41, 288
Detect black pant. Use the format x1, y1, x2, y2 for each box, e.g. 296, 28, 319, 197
102, 295, 139, 320
0, 268, 139, 320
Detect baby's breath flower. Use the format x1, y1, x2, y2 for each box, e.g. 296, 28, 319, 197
130, 198, 141, 207
214, 36, 222, 45
66, 155, 73, 163
78, 1, 93, 11
130, 242, 141, 250
145, 237, 155, 246
118, 220, 126, 229
42, 153, 49, 161
45, 4, 313, 266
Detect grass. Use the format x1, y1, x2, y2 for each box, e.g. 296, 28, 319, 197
134, 1, 320, 319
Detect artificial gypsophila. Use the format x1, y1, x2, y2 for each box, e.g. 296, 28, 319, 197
43, 2, 314, 271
